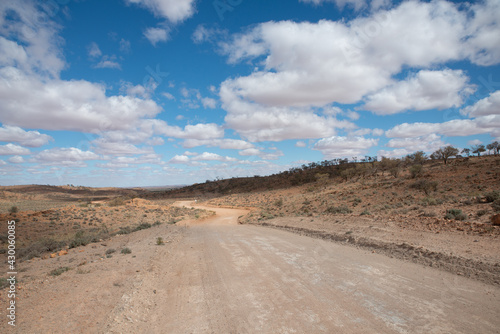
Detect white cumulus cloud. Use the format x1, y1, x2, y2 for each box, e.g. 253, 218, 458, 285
144, 27, 170, 46
126, 0, 196, 24
313, 136, 378, 159
364, 69, 474, 115
0, 125, 52, 147
462, 90, 500, 117
0, 143, 31, 156
33, 148, 99, 166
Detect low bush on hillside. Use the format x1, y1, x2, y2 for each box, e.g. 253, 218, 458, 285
50, 267, 70, 276
492, 199, 500, 213
325, 206, 353, 214
18, 238, 66, 260
445, 209, 467, 221
484, 191, 500, 203
410, 179, 438, 195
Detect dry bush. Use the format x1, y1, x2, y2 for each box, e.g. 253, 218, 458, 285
325, 206, 352, 214
18, 239, 66, 261
410, 179, 438, 195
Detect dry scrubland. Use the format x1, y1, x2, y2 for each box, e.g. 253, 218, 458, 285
0, 190, 214, 290
208, 156, 500, 232
0, 155, 499, 333
203, 155, 500, 285
0, 155, 499, 289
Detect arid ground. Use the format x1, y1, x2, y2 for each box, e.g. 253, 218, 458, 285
1, 155, 500, 333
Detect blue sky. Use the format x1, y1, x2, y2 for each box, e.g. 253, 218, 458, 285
0, 0, 499, 187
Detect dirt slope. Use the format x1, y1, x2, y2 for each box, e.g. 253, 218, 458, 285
4, 203, 500, 333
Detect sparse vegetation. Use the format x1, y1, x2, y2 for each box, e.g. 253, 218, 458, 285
156, 237, 164, 245
50, 267, 70, 276
325, 206, 353, 214
431, 146, 459, 165
107, 197, 126, 207
121, 247, 132, 254
69, 230, 107, 249
0, 277, 10, 289
18, 238, 66, 260
409, 164, 423, 178
410, 179, 438, 195
492, 200, 500, 213
445, 209, 467, 221
484, 191, 500, 203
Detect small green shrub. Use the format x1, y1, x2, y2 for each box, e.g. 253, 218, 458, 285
492, 199, 500, 213
18, 238, 66, 260
0, 277, 10, 289
69, 231, 94, 248
325, 206, 352, 214
108, 197, 126, 207
259, 211, 275, 220
477, 209, 489, 217
134, 223, 152, 231
422, 211, 437, 217
156, 237, 164, 245
121, 247, 132, 254
105, 248, 116, 255
421, 197, 442, 206
117, 226, 133, 235
484, 191, 500, 203
50, 267, 70, 276
410, 179, 438, 195
445, 209, 467, 221
409, 165, 423, 178
9, 206, 18, 214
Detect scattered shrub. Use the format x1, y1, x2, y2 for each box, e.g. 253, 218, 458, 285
117, 226, 133, 235
409, 165, 423, 178
121, 247, 132, 254
69, 231, 94, 248
445, 209, 467, 221
353, 198, 362, 206
105, 248, 116, 255
410, 179, 438, 195
492, 199, 500, 213
420, 197, 442, 206
0, 277, 10, 289
484, 191, 500, 203
135, 223, 152, 231
421, 211, 437, 217
477, 209, 489, 217
325, 206, 352, 214
108, 197, 126, 207
50, 267, 70, 276
18, 238, 66, 260
259, 211, 275, 220
9, 206, 18, 214
156, 237, 164, 245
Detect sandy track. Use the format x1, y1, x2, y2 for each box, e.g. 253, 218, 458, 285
10, 203, 500, 333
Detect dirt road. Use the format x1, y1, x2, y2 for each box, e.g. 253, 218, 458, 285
11, 202, 500, 333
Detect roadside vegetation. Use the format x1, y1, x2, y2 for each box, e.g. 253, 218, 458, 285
0, 200, 212, 261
